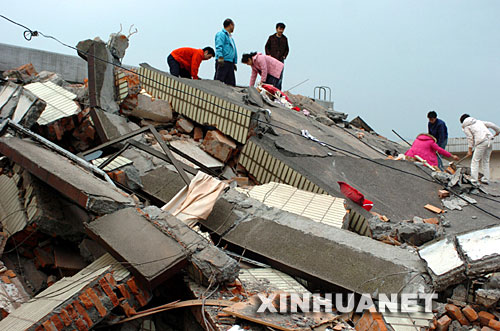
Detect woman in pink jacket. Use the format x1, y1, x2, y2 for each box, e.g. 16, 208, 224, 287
241, 52, 284, 89
405, 134, 459, 167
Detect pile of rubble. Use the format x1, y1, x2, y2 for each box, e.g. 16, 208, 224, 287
0, 31, 499, 331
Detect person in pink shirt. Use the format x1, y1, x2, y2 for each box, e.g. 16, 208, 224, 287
405, 133, 459, 167
241, 52, 284, 89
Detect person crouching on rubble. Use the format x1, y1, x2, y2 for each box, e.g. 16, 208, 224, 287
241, 52, 284, 89
460, 114, 500, 185
167, 47, 215, 80
405, 133, 459, 168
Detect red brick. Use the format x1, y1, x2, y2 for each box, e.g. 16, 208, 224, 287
446, 303, 469, 325
135, 293, 148, 307
126, 278, 139, 295
42, 320, 57, 331
424, 218, 440, 225
120, 302, 136, 317
479, 311, 496, 326
5, 270, 16, 278
65, 304, 78, 320
104, 273, 117, 287
50, 315, 64, 331
117, 284, 131, 300
79, 292, 93, 309
99, 278, 119, 307
482, 327, 496, 331
59, 309, 72, 326
74, 318, 88, 331
201, 130, 236, 162
489, 320, 500, 331
35, 325, 44, 331
113, 170, 126, 186
462, 306, 479, 322
86, 288, 107, 318
437, 315, 452, 331
355, 307, 387, 331
74, 301, 93, 328
194, 127, 203, 141
1, 276, 11, 284
438, 190, 450, 198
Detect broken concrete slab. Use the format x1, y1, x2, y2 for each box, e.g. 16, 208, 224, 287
121, 91, 173, 122
419, 225, 500, 290
204, 188, 429, 295
176, 117, 194, 134
396, 222, 437, 246
201, 130, 237, 162
170, 139, 223, 169
418, 237, 466, 291
24, 81, 80, 126
141, 166, 187, 203
11, 87, 46, 128
144, 206, 239, 284
0, 137, 135, 215
77, 37, 119, 113
456, 226, 500, 277
90, 108, 142, 143
85, 207, 187, 288
0, 82, 22, 117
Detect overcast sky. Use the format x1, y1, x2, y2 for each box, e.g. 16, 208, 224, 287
2, 0, 499, 140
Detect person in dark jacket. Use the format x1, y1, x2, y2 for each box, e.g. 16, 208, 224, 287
265, 22, 289, 90
427, 111, 448, 170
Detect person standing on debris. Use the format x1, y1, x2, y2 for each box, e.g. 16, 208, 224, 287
405, 133, 459, 167
167, 47, 215, 80
214, 18, 238, 86
265, 22, 289, 90
241, 52, 284, 89
460, 114, 500, 185
427, 111, 448, 170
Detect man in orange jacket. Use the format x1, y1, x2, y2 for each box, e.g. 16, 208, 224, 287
167, 47, 215, 80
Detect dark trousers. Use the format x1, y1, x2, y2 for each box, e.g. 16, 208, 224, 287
436, 138, 448, 170
215, 61, 236, 86
264, 69, 284, 90
167, 54, 191, 78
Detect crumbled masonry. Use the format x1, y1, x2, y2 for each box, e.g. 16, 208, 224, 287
1, 39, 500, 330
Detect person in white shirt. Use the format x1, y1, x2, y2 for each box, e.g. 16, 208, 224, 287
460, 114, 500, 185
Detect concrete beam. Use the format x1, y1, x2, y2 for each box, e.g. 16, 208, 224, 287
203, 189, 429, 295
0, 136, 135, 215
85, 207, 187, 288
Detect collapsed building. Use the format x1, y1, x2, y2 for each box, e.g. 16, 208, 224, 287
0, 32, 499, 331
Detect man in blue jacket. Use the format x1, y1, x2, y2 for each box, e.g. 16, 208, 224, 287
427, 111, 448, 169
214, 18, 237, 86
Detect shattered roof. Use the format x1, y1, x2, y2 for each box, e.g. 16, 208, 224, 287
23, 81, 79, 125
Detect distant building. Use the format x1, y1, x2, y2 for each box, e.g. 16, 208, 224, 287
0, 42, 88, 83
448, 136, 500, 179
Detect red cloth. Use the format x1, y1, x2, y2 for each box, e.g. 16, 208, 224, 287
171, 48, 204, 79
261, 84, 292, 103
404, 134, 451, 166
338, 181, 373, 211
